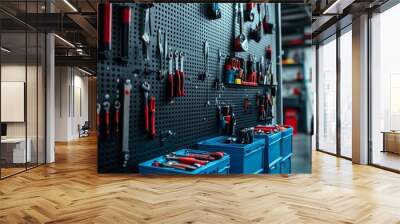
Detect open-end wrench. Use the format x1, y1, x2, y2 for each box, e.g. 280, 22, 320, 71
179, 51, 185, 96
102, 94, 111, 138
122, 80, 132, 168
141, 81, 151, 133
167, 50, 174, 101
174, 51, 181, 97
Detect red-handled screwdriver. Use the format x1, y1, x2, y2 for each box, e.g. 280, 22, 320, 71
174, 51, 182, 97
149, 96, 156, 138
167, 51, 174, 101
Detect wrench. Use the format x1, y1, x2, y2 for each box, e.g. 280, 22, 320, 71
141, 6, 151, 63
141, 81, 151, 133
179, 51, 185, 96
114, 96, 121, 136
157, 29, 164, 80
122, 80, 132, 168
167, 50, 174, 101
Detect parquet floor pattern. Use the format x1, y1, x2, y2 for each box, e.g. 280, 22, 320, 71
1, 136, 400, 224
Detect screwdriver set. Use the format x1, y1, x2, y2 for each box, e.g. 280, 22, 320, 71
98, 3, 280, 173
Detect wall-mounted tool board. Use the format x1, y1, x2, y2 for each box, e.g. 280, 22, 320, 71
97, 3, 280, 173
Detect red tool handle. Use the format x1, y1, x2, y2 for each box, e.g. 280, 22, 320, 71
167, 73, 174, 99
105, 111, 110, 136
149, 96, 156, 137
175, 69, 182, 97
180, 71, 185, 96
176, 157, 207, 166
115, 110, 120, 134
209, 152, 224, 159
187, 154, 215, 161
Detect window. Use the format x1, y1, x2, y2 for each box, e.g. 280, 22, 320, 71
317, 36, 337, 154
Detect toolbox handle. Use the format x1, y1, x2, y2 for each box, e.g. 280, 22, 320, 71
245, 147, 260, 155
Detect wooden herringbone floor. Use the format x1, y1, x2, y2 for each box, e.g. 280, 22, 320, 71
1, 136, 400, 224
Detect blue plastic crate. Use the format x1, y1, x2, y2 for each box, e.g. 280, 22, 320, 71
281, 127, 293, 158
139, 149, 230, 175
280, 154, 292, 174
197, 136, 264, 174
255, 132, 282, 172
267, 158, 281, 174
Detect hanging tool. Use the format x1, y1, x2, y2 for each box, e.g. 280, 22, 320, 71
263, 3, 274, 34
244, 3, 255, 22
102, 94, 111, 138
199, 41, 209, 81
114, 93, 121, 137
207, 3, 221, 19
164, 32, 168, 68
97, 102, 101, 137
249, 3, 262, 42
141, 4, 153, 64
259, 56, 265, 85
179, 51, 185, 96
266, 45, 272, 61
214, 49, 224, 90
234, 3, 248, 52
149, 96, 156, 138
122, 80, 132, 168
141, 81, 151, 133
157, 29, 164, 80
174, 51, 182, 97
167, 50, 174, 101
98, 3, 113, 58
120, 6, 131, 61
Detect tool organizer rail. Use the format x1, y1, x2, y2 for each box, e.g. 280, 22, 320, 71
97, 3, 280, 173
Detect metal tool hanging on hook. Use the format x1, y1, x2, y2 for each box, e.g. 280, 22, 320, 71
141, 4, 153, 65
122, 80, 132, 168
157, 29, 164, 80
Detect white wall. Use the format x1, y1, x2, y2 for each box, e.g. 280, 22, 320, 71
55, 67, 89, 141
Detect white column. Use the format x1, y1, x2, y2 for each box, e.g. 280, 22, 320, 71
352, 14, 369, 164
46, 32, 55, 163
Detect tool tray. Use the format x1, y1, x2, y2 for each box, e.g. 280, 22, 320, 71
197, 136, 264, 174
139, 149, 230, 174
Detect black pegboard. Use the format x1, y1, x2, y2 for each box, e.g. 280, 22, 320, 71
98, 3, 279, 173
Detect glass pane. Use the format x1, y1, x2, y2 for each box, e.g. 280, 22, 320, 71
38, 32, 45, 165
371, 4, 400, 171
317, 38, 337, 154
1, 32, 27, 177
27, 31, 38, 169
340, 30, 352, 158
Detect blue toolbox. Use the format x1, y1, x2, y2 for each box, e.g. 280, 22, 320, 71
268, 158, 282, 174
254, 131, 282, 173
197, 136, 265, 174
280, 153, 292, 174
281, 127, 293, 158
139, 149, 230, 175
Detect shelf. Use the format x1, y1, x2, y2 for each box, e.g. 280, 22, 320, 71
224, 83, 278, 88
283, 80, 305, 84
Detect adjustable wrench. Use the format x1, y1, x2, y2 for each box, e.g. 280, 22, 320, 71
102, 94, 111, 138
122, 80, 132, 168
141, 81, 151, 133
174, 51, 181, 97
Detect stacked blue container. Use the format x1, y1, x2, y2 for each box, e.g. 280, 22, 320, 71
254, 132, 282, 174
280, 127, 293, 174
139, 149, 230, 174
197, 136, 265, 174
